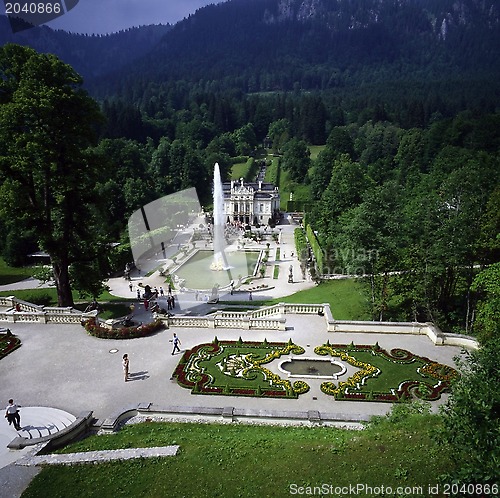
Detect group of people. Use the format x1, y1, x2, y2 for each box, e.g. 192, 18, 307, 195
128, 283, 176, 315
121, 333, 182, 382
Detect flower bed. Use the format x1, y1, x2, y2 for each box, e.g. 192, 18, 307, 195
173, 338, 309, 398
315, 342, 459, 402
0, 332, 21, 359
82, 318, 164, 339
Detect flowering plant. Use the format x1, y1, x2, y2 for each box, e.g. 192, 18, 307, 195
0, 333, 21, 359
82, 318, 164, 339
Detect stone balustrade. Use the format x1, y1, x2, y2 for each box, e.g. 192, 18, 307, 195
328, 319, 478, 349
168, 316, 211, 328
1, 294, 477, 349
283, 303, 325, 314
0, 296, 96, 324
159, 306, 287, 331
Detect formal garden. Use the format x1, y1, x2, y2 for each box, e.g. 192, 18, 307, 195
173, 337, 459, 403
173, 338, 309, 398
315, 342, 459, 402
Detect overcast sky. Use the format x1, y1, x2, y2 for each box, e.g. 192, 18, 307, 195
11, 0, 227, 35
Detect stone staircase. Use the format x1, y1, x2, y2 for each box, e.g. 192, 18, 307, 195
17, 407, 76, 440
2, 407, 76, 443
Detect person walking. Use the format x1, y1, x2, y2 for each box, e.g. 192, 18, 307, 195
5, 399, 21, 431
122, 354, 130, 382
171, 333, 181, 355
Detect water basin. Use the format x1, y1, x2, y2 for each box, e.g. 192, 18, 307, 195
279, 357, 347, 379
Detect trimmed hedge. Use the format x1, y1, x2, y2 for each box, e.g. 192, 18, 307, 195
306, 224, 324, 275
294, 228, 307, 262
173, 338, 308, 398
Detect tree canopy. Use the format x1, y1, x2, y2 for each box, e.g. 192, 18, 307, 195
0, 44, 104, 306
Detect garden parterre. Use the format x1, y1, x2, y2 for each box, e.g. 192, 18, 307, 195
173, 338, 458, 402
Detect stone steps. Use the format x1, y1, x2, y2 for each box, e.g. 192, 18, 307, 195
8, 407, 76, 440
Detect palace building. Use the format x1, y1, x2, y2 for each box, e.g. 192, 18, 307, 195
222, 178, 280, 225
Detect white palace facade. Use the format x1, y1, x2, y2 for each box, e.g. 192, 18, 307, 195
222, 178, 280, 225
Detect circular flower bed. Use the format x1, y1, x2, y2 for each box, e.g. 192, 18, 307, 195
82, 318, 164, 339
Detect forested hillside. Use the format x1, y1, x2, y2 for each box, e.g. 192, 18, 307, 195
1, 0, 499, 333
95, 0, 500, 112
0, 15, 171, 80
305, 114, 500, 333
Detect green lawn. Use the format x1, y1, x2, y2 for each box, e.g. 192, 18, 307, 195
272, 279, 371, 320
308, 144, 326, 161
279, 168, 312, 206
23, 411, 452, 498
230, 160, 250, 180
0, 258, 32, 285
230, 157, 260, 182
218, 280, 370, 320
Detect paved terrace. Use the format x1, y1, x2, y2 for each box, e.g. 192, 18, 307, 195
0, 221, 470, 495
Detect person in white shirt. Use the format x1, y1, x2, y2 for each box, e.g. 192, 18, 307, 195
5, 399, 21, 431
122, 354, 130, 382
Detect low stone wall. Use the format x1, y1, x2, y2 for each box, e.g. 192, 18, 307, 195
8, 411, 95, 450
163, 309, 286, 330
99, 403, 369, 431
1, 295, 478, 349
328, 319, 478, 350
0, 295, 96, 324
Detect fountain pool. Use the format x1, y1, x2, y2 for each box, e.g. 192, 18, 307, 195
279, 357, 347, 380
173, 250, 260, 290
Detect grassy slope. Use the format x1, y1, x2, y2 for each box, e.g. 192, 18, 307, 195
23, 413, 449, 498
0, 258, 32, 285
267, 279, 370, 321
219, 279, 370, 320
230, 161, 250, 180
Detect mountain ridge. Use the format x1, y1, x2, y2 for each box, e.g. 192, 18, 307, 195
0, 15, 172, 80
137, 0, 500, 81
1, 0, 499, 104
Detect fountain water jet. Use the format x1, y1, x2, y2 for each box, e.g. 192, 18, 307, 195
211, 163, 230, 271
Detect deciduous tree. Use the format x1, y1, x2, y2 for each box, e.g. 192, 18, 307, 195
0, 44, 103, 306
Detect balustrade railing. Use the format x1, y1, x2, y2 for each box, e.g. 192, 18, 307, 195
0, 296, 94, 324
1, 296, 477, 349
